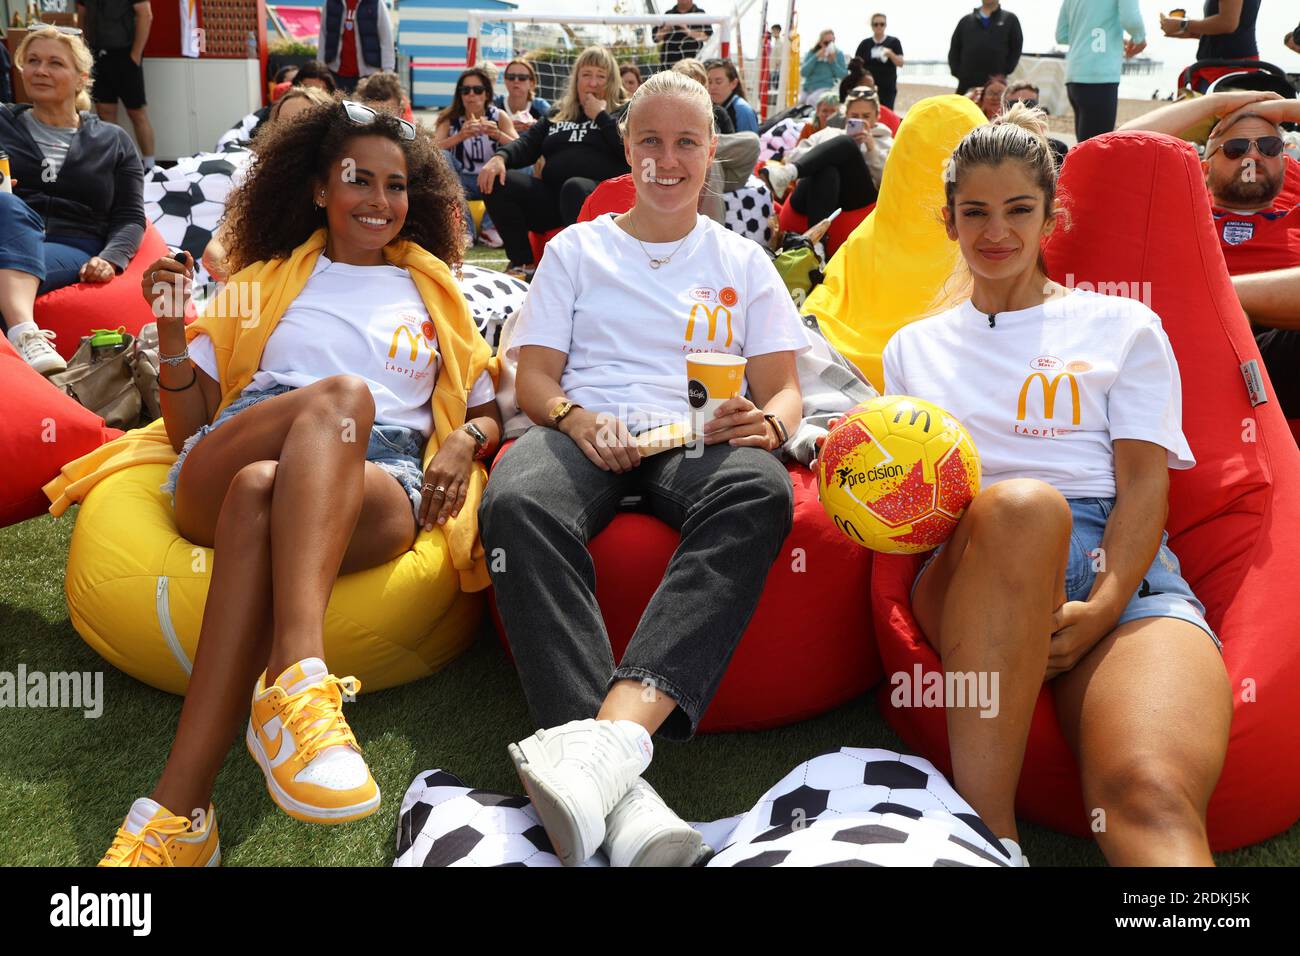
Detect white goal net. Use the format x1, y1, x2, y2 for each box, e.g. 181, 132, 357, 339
463, 10, 796, 119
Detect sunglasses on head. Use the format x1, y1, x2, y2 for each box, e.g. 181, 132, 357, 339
460, 84, 487, 95
342, 100, 417, 140
1211, 136, 1284, 161
1012, 96, 1039, 108
846, 86, 878, 101
504, 72, 531, 82
29, 21, 83, 35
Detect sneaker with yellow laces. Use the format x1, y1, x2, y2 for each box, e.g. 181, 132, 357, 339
98, 798, 220, 867
245, 657, 379, 824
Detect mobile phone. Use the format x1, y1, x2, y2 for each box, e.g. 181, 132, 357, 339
846, 117, 865, 136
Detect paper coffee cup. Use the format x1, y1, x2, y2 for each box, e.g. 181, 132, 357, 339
687, 352, 747, 434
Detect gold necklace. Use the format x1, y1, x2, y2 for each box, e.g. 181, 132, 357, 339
628, 212, 690, 269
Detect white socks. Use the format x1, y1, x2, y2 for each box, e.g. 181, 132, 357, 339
6, 320, 38, 344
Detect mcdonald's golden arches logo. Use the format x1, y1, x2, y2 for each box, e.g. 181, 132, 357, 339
1017, 372, 1080, 424
685, 303, 734, 348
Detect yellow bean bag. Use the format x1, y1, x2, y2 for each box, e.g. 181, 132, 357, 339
65, 463, 484, 696
803, 95, 987, 392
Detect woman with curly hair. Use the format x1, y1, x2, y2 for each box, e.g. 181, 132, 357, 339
95, 99, 501, 866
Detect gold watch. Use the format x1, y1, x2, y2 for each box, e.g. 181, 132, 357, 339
549, 399, 581, 427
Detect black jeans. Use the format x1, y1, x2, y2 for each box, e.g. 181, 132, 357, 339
791, 135, 878, 225
483, 172, 600, 266
1066, 82, 1119, 143
480, 426, 795, 740
877, 84, 897, 111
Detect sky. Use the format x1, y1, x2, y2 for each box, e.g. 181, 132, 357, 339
512, 0, 1300, 97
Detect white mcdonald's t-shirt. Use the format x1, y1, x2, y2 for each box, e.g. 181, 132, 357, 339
882, 289, 1195, 499
508, 213, 809, 433
189, 256, 495, 437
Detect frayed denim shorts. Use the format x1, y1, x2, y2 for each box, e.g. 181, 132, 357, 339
162, 383, 428, 521
911, 496, 1220, 652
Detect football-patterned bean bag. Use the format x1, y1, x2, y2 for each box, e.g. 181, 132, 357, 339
802, 95, 988, 392
143, 149, 253, 289
872, 130, 1300, 851
488, 448, 880, 733
394, 749, 1009, 867
722, 176, 775, 248
455, 263, 529, 351
33, 223, 170, 361
0, 338, 121, 528
63, 463, 484, 695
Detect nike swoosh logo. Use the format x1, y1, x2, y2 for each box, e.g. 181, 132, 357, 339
259, 716, 297, 770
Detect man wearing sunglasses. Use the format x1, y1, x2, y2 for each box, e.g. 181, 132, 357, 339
854, 14, 903, 111
1122, 90, 1300, 418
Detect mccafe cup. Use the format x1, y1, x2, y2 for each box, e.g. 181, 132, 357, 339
687, 352, 748, 435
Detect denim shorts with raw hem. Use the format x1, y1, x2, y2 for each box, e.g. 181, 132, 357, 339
162, 383, 427, 521
911, 495, 1220, 651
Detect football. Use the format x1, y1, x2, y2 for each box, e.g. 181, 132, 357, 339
817, 395, 981, 554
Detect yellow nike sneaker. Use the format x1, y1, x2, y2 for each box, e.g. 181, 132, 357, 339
98, 798, 220, 867
245, 657, 380, 824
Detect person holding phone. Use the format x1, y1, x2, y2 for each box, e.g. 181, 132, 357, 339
762, 85, 893, 227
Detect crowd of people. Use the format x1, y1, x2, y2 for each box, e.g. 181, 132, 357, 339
1, 4, 1299, 869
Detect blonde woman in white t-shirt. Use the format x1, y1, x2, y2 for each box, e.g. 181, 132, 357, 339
880, 105, 1230, 867
481, 69, 808, 867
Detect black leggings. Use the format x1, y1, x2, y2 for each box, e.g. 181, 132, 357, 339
483, 171, 599, 266
790, 135, 878, 226
1066, 82, 1119, 143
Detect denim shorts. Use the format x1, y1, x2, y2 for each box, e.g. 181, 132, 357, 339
911, 496, 1221, 652
162, 383, 428, 521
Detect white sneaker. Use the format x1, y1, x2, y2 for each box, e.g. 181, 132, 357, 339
999, 837, 1030, 867
9, 323, 66, 376
603, 778, 708, 868
478, 226, 504, 248
508, 718, 652, 866
761, 160, 798, 201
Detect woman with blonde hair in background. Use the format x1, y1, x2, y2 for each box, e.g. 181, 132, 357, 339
0, 25, 144, 375
478, 46, 629, 274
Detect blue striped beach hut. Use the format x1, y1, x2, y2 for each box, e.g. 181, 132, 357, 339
400, 0, 517, 109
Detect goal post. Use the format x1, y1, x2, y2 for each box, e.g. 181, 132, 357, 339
464, 10, 733, 104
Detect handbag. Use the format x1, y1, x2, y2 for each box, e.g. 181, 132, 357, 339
47, 329, 143, 430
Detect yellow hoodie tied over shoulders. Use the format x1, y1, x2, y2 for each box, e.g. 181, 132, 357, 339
43, 228, 497, 592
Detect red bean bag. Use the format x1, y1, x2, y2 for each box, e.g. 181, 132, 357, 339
1278, 156, 1300, 212
777, 202, 874, 259
34, 223, 169, 361
577, 174, 636, 221
488, 446, 880, 732
528, 227, 563, 265
879, 105, 901, 136
872, 130, 1300, 850
0, 337, 122, 528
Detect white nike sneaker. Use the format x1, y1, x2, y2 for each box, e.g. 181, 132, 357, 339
9, 323, 66, 376
602, 778, 709, 868
761, 160, 798, 201
508, 718, 652, 866
999, 837, 1030, 867
478, 226, 504, 248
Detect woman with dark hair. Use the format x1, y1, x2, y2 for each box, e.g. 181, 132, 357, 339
291, 60, 339, 94
705, 58, 758, 132
620, 63, 642, 95
838, 56, 871, 102
95, 99, 501, 866
763, 86, 893, 227
0, 26, 143, 376
478, 46, 629, 273
495, 59, 551, 132
883, 105, 1227, 867
436, 67, 517, 246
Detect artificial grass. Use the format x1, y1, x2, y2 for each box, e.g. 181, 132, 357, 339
3, 511, 1297, 867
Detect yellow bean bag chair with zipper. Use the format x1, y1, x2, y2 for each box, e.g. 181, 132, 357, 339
64, 463, 484, 695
